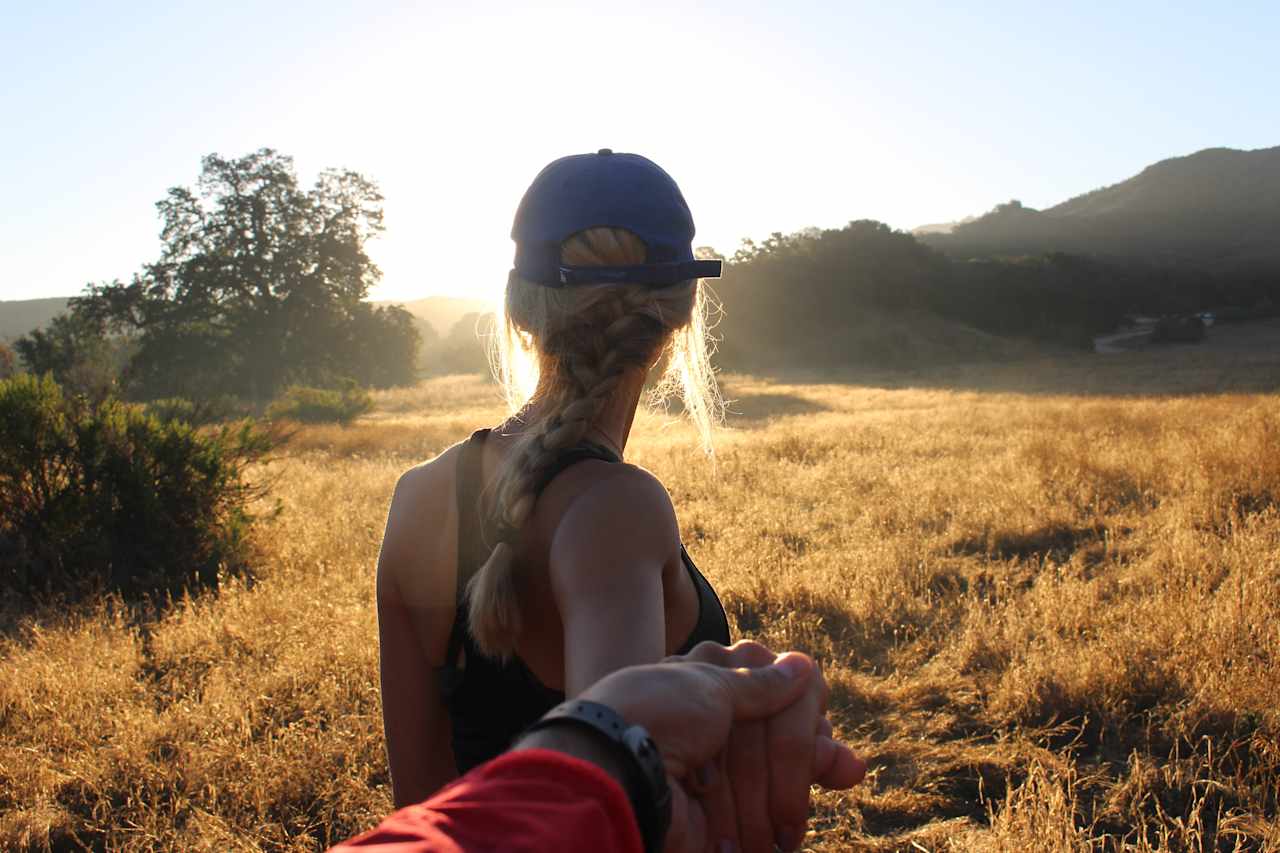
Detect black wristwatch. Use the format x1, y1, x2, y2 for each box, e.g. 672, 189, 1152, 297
518, 700, 671, 853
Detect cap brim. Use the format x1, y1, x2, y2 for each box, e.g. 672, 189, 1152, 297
556, 259, 722, 287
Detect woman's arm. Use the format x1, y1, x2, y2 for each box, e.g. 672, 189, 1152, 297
376, 464, 460, 807
549, 466, 680, 696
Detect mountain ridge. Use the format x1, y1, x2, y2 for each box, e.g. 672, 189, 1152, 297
0, 297, 69, 341
921, 145, 1280, 269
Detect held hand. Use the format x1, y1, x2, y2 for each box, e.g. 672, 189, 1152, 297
579, 641, 865, 853
676, 642, 864, 853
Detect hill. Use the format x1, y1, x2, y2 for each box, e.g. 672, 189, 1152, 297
374, 295, 492, 336
922, 146, 1280, 270
0, 297, 69, 341
910, 215, 976, 236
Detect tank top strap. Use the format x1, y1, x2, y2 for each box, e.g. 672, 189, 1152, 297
531, 440, 621, 496
454, 429, 492, 604
443, 429, 491, 684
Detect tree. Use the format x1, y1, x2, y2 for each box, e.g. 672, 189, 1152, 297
77, 149, 419, 399
0, 342, 14, 379
13, 310, 124, 401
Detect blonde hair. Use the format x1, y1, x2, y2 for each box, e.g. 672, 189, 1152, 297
467, 227, 722, 658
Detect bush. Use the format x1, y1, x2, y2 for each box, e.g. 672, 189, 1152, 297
0, 374, 274, 600
267, 384, 373, 424
144, 395, 243, 427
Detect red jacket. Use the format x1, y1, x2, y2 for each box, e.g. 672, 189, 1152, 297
330, 749, 643, 853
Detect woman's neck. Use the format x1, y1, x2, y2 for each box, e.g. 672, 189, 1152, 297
591, 369, 645, 455
513, 368, 646, 456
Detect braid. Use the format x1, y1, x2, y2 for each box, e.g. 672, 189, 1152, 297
466, 230, 704, 659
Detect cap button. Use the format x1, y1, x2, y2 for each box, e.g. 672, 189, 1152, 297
597, 148, 614, 155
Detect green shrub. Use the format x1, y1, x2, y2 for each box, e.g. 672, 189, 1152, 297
144, 395, 243, 427
267, 384, 372, 425
0, 374, 274, 601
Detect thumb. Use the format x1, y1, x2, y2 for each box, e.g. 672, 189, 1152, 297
716, 652, 815, 723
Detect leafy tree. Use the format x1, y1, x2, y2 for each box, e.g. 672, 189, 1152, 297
346, 303, 421, 388
0, 342, 14, 379
13, 310, 125, 401
77, 149, 419, 399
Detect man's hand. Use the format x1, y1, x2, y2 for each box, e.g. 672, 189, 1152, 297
579, 641, 865, 853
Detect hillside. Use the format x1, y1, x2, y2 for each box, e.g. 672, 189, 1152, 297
922, 146, 1280, 270
374, 295, 492, 336
0, 297, 69, 340
910, 215, 976, 236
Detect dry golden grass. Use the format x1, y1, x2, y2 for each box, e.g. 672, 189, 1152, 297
3, 332, 1280, 851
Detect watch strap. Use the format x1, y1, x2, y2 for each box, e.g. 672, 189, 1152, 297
519, 700, 671, 853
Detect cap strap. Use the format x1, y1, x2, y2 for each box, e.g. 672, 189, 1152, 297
555, 259, 722, 288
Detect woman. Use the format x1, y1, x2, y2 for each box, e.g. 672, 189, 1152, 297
375, 149, 732, 808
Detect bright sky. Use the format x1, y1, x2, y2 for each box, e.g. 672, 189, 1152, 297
3, 1, 1277, 304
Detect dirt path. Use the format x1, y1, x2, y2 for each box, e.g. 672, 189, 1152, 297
1095, 316, 1280, 355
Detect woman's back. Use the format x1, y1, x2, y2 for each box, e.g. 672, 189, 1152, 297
440, 428, 729, 772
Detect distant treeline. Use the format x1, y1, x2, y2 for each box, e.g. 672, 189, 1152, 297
317, 219, 1280, 378
414, 312, 493, 377
711, 220, 1280, 369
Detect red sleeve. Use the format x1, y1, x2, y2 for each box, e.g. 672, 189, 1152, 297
329, 749, 643, 853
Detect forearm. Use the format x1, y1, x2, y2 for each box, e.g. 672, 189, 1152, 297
512, 727, 635, 798
330, 750, 642, 853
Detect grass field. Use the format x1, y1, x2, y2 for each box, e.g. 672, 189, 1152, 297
3, 332, 1280, 851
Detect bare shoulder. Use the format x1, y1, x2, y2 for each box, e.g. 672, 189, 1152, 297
377, 442, 465, 602
549, 462, 680, 586
391, 443, 464, 514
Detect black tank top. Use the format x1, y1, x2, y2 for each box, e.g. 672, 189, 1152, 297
438, 429, 731, 773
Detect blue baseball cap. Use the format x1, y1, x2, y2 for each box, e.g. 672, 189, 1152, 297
510, 149, 723, 288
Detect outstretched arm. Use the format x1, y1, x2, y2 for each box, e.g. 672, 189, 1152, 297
550, 466, 679, 696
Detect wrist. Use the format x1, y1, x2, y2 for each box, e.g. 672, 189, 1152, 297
513, 726, 635, 794
513, 701, 671, 853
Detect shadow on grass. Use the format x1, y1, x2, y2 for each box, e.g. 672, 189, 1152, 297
723, 391, 831, 424
949, 521, 1112, 565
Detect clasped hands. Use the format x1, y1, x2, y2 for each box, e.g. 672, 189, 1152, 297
578, 640, 866, 853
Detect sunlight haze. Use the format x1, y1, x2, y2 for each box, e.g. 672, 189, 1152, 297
3, 0, 1277, 304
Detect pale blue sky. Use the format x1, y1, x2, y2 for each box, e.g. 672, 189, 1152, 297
2, 1, 1277, 304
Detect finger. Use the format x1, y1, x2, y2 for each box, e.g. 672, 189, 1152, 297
722, 639, 776, 668
818, 717, 833, 740
726, 722, 773, 853
714, 653, 815, 724
665, 784, 706, 853
696, 753, 740, 852
812, 735, 867, 789
765, 660, 827, 849
679, 640, 735, 665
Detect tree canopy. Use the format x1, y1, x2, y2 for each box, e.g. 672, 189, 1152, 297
71, 149, 418, 399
